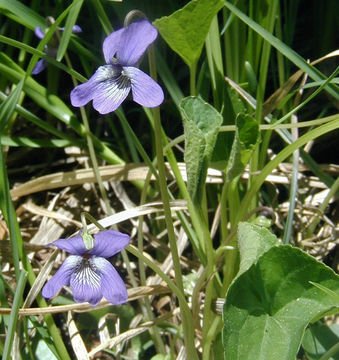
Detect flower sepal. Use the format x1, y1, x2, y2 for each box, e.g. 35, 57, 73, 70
81, 231, 95, 250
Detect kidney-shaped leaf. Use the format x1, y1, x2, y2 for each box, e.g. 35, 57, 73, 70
223, 240, 339, 360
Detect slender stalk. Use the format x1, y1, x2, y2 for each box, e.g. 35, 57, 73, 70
319, 342, 339, 360
190, 62, 197, 96
307, 176, 339, 236
152, 92, 185, 288
126, 245, 198, 360
2, 270, 27, 360
148, 45, 198, 359
138, 169, 167, 354
204, 316, 222, 360
148, 47, 184, 292
63, 52, 111, 214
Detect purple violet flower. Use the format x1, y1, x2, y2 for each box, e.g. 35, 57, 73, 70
70, 19, 164, 114
32, 24, 82, 75
42, 230, 129, 306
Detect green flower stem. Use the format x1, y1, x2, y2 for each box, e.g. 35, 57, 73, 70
219, 181, 236, 291
153, 106, 183, 291
148, 46, 184, 292
63, 52, 111, 215
197, 203, 218, 354
138, 170, 167, 354
203, 315, 222, 360
24, 260, 72, 359
2, 270, 27, 360
126, 244, 198, 360
79, 107, 112, 214
148, 45, 198, 359
319, 342, 339, 360
190, 62, 197, 96
307, 175, 339, 236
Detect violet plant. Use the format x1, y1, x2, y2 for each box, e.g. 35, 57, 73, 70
0, 1, 338, 360
32, 21, 82, 74
70, 19, 164, 114
42, 230, 129, 305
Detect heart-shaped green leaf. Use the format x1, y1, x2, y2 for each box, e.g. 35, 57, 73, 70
237, 222, 279, 278
154, 0, 224, 68
223, 223, 339, 360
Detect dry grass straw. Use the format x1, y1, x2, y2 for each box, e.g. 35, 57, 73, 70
10, 162, 336, 199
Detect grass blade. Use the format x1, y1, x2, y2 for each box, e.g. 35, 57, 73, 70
2, 270, 28, 360
224, 1, 339, 100
57, 0, 84, 61
0, 0, 44, 29
0, 79, 24, 133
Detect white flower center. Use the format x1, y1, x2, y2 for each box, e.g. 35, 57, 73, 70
73, 256, 101, 289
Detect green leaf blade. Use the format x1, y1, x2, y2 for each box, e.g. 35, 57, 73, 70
226, 113, 260, 183
223, 226, 339, 360
56, 0, 84, 61
237, 222, 279, 278
180, 96, 222, 203
154, 0, 224, 68
0, 0, 44, 29
224, 1, 339, 100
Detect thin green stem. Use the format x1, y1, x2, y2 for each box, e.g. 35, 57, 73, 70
153, 96, 184, 287
203, 316, 222, 360
2, 270, 27, 360
80, 107, 112, 214
319, 341, 339, 360
307, 176, 339, 236
148, 45, 198, 359
190, 62, 197, 96
138, 169, 167, 354
63, 51, 111, 214
148, 47, 184, 292
126, 244, 198, 360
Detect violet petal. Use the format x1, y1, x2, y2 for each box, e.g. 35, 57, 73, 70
124, 66, 164, 108
42, 255, 81, 299
70, 257, 103, 305
94, 257, 128, 305
70, 65, 130, 112
72, 25, 82, 33
34, 26, 45, 39
49, 235, 87, 255
70, 66, 107, 107
102, 27, 125, 64
32, 59, 48, 75
89, 230, 130, 258
60, 25, 82, 33
104, 20, 157, 66
91, 67, 131, 114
